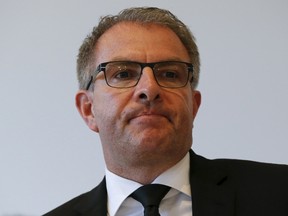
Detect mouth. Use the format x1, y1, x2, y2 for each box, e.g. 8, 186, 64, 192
133, 113, 167, 121
126, 108, 172, 124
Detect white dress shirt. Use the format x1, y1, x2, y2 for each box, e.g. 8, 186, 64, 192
105, 152, 192, 216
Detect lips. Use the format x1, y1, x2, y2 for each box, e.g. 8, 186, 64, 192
132, 113, 167, 122
124, 107, 172, 123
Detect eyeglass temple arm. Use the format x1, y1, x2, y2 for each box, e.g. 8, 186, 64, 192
86, 76, 93, 90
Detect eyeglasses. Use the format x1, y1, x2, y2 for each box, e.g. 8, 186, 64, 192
85, 61, 193, 90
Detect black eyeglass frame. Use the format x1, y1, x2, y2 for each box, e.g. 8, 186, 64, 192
85, 61, 193, 90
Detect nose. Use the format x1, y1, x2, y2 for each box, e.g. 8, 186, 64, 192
133, 67, 161, 103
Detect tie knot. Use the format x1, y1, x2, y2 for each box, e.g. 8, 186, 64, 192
130, 184, 170, 216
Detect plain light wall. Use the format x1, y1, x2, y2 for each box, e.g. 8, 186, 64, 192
0, 0, 287, 215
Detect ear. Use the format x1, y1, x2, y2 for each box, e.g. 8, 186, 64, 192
192, 90, 201, 120
75, 90, 99, 132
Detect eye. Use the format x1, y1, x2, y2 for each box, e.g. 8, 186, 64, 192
157, 70, 179, 80
115, 71, 130, 79
114, 69, 138, 80
163, 71, 178, 79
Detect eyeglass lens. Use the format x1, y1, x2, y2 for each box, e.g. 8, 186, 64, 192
103, 61, 191, 88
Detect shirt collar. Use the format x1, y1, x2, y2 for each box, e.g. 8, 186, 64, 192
105, 152, 190, 216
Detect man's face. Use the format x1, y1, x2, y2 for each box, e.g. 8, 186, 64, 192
76, 22, 201, 174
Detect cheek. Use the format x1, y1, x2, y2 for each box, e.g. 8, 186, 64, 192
173, 92, 194, 127
170, 89, 193, 113
92, 91, 128, 131
93, 99, 115, 127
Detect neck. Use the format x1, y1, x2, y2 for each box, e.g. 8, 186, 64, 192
106, 152, 187, 184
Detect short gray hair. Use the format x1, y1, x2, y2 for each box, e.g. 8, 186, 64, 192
77, 7, 200, 90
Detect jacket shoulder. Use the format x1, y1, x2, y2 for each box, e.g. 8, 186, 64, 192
42, 192, 89, 216
194, 152, 288, 196
42, 178, 107, 216
192, 151, 288, 177
191, 152, 288, 214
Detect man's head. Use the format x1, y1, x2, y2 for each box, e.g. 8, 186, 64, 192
77, 7, 200, 90
75, 7, 201, 183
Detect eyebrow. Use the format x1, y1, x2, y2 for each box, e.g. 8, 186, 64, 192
103, 56, 189, 63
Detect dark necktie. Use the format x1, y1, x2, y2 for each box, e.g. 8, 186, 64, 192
130, 184, 171, 216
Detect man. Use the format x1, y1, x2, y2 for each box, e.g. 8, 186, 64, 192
44, 7, 288, 216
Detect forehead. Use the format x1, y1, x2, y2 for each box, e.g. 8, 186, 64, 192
94, 22, 190, 65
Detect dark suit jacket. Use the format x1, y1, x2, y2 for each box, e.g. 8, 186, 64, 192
43, 150, 288, 216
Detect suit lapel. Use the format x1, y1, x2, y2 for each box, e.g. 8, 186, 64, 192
189, 150, 235, 216
74, 177, 108, 216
